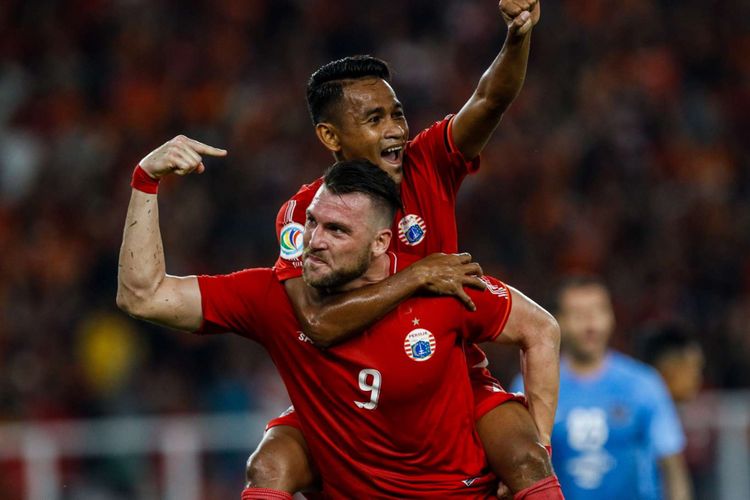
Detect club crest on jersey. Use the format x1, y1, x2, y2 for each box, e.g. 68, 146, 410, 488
279, 222, 304, 260
398, 214, 427, 246
403, 328, 436, 362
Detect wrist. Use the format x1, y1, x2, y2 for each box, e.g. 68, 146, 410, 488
402, 265, 427, 293
131, 164, 160, 194
506, 29, 531, 46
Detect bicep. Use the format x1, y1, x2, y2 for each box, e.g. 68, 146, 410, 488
494, 286, 557, 348
451, 95, 501, 160
145, 275, 203, 331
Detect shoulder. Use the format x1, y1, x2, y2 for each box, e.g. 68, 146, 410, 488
288, 177, 324, 203
609, 351, 658, 378
391, 252, 422, 273
405, 115, 452, 157
199, 267, 282, 298
608, 351, 669, 396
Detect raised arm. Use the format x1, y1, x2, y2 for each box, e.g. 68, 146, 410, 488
495, 285, 559, 445
116, 135, 227, 331
287, 253, 486, 348
451, 0, 540, 159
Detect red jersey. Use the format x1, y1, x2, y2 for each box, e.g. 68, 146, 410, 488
272, 115, 511, 421
274, 115, 479, 279
197, 253, 512, 499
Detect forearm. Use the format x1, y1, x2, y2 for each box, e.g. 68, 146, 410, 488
661, 454, 693, 500
475, 31, 532, 114
452, 30, 532, 158
520, 334, 559, 445
116, 189, 167, 315
290, 269, 421, 347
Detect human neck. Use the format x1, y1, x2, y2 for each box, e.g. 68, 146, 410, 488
337, 253, 392, 292
565, 351, 607, 376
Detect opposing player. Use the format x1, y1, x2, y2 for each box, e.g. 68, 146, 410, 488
512, 277, 692, 500
117, 154, 563, 498
250, 1, 555, 497
638, 322, 704, 404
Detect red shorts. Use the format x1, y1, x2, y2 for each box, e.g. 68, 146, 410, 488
266, 343, 526, 431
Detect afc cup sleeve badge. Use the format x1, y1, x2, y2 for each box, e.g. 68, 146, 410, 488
279, 222, 305, 260
398, 214, 427, 246
403, 328, 436, 362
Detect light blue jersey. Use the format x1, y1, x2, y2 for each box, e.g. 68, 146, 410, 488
511, 351, 685, 500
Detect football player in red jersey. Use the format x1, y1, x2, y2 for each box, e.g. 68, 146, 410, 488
118, 157, 563, 499
250, 1, 555, 498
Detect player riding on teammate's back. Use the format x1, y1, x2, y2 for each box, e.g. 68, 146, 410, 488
244, 1, 561, 498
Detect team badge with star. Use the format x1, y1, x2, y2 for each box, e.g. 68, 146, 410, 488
403, 328, 436, 362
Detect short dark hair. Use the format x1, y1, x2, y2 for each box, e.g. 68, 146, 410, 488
307, 55, 391, 124
553, 275, 609, 314
637, 322, 700, 366
323, 159, 402, 227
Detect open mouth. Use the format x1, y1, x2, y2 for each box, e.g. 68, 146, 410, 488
380, 145, 404, 166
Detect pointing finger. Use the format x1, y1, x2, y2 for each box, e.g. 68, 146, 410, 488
185, 137, 228, 157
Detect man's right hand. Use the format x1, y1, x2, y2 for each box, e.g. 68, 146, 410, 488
407, 253, 487, 311
139, 135, 227, 179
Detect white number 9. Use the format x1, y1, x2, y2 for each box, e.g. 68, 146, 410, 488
354, 368, 381, 410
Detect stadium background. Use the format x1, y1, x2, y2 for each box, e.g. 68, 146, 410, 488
0, 0, 748, 498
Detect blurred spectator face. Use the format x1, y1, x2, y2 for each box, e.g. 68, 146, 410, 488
558, 283, 615, 364
654, 344, 705, 403
328, 78, 409, 184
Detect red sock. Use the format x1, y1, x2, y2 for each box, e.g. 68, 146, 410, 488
513, 475, 564, 499
241, 487, 293, 500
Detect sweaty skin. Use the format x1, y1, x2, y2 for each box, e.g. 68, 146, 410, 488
254, 1, 558, 497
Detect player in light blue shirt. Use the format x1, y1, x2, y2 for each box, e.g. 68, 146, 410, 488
511, 276, 692, 500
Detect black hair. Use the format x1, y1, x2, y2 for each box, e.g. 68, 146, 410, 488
306, 55, 391, 125
552, 275, 609, 314
637, 322, 700, 366
323, 159, 402, 226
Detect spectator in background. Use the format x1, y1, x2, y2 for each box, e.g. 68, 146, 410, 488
637, 323, 705, 404
511, 276, 692, 500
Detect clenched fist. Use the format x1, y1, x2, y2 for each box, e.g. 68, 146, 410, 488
139, 135, 227, 179
500, 0, 541, 38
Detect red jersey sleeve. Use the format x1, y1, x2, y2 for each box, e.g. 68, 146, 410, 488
195, 268, 276, 341
461, 276, 513, 344
406, 115, 480, 196
272, 178, 323, 281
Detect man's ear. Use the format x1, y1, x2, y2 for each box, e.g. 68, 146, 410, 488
315, 122, 341, 154
371, 229, 392, 257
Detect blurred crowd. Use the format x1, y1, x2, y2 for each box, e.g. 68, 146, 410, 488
0, 0, 748, 435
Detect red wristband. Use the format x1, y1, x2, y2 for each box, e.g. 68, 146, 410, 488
131, 165, 160, 194
545, 445, 552, 457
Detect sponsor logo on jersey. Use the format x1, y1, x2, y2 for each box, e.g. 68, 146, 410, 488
479, 276, 509, 298
398, 214, 427, 246
403, 328, 436, 362
297, 331, 314, 344
279, 222, 305, 259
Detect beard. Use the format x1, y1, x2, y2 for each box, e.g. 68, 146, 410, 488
303, 245, 372, 291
